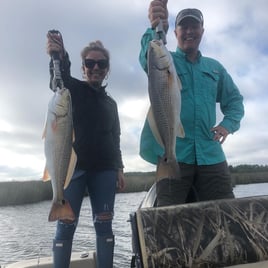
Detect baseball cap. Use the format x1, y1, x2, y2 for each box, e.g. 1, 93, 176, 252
175, 8, 204, 26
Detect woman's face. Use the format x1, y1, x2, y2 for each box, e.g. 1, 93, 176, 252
83, 50, 109, 88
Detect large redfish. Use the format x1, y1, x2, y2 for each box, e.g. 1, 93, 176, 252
147, 39, 185, 180
42, 87, 76, 222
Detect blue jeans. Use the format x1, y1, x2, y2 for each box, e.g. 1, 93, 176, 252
55, 169, 117, 240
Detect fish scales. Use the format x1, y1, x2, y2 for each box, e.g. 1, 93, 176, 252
148, 58, 177, 156
147, 39, 184, 180
43, 87, 76, 222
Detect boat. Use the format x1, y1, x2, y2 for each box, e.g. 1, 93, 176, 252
129, 183, 268, 268
5, 184, 268, 268
5, 251, 96, 268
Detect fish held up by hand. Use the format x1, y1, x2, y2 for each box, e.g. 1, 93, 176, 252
42, 87, 77, 222
147, 39, 185, 181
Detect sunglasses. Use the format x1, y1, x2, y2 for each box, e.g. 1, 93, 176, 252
84, 59, 109, 69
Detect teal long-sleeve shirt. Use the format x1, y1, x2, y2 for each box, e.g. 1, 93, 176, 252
139, 28, 244, 165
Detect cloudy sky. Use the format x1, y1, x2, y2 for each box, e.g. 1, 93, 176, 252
0, 0, 267, 181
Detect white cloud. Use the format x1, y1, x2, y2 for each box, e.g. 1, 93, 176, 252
0, 0, 267, 181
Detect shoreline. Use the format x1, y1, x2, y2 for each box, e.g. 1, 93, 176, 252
1, 171, 268, 206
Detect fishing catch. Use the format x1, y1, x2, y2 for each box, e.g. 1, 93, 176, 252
42, 31, 76, 222
147, 39, 184, 180
42, 86, 76, 222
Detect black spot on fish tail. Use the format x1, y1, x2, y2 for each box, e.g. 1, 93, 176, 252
156, 156, 181, 181
48, 199, 75, 222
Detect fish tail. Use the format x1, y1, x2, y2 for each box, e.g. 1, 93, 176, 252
156, 156, 181, 181
48, 200, 75, 222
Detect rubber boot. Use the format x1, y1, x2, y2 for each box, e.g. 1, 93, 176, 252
96, 235, 114, 268
53, 239, 72, 268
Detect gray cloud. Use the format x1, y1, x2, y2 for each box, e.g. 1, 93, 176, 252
0, 0, 267, 181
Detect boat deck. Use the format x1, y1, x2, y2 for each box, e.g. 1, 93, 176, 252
228, 261, 268, 268
5, 251, 96, 268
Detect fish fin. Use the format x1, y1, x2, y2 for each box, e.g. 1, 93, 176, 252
156, 156, 181, 181
42, 118, 48, 139
175, 74, 185, 138
42, 166, 51, 182
48, 200, 75, 222
176, 122, 185, 138
64, 148, 77, 189
72, 129, 75, 142
176, 75, 182, 90
147, 107, 164, 148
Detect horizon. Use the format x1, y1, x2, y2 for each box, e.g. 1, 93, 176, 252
1, 163, 268, 182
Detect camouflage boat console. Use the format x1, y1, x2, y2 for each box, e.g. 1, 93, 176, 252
130, 193, 268, 268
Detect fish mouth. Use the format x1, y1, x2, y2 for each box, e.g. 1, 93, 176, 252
149, 40, 166, 56
150, 39, 164, 49
152, 39, 162, 45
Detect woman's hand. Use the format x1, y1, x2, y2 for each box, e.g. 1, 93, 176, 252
117, 169, 125, 192
46, 31, 65, 59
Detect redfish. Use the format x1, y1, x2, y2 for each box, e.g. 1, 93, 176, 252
42, 87, 76, 222
147, 39, 184, 180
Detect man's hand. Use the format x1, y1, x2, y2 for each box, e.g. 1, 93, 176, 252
148, 0, 169, 33
211, 125, 229, 144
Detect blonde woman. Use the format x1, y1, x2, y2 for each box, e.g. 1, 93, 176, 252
46, 32, 125, 268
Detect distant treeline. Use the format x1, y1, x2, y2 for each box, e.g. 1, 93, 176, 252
229, 164, 268, 173
229, 164, 268, 185
0, 165, 268, 206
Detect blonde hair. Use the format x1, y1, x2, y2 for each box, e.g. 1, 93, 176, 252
81, 40, 110, 69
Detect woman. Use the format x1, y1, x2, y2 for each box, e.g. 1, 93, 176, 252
46, 31, 125, 268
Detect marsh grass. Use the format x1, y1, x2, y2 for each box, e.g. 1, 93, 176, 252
123, 172, 155, 193
1, 171, 268, 206
0, 172, 156, 206
0, 180, 52, 206
231, 172, 268, 185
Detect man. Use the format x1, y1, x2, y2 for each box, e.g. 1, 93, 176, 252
139, 0, 244, 206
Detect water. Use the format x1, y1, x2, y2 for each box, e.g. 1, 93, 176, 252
0, 191, 146, 267
1, 184, 268, 267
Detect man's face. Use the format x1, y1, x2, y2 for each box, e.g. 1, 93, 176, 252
174, 17, 204, 54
